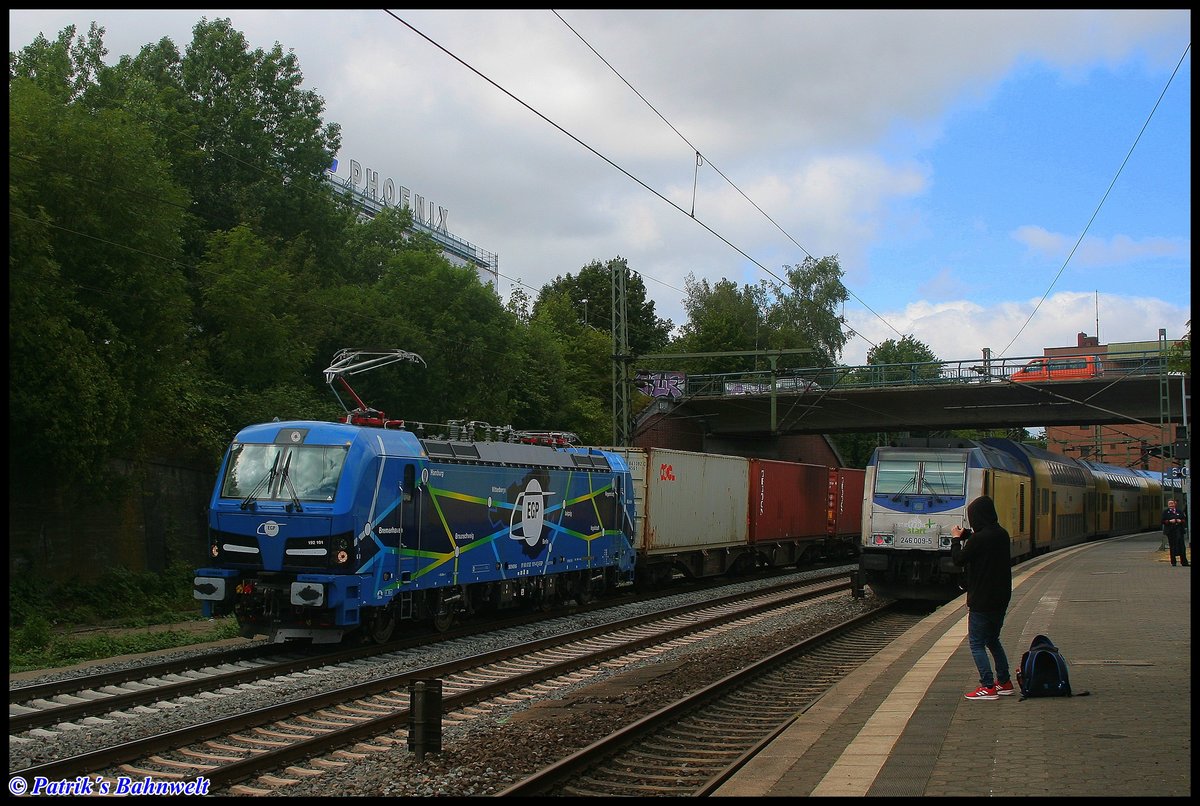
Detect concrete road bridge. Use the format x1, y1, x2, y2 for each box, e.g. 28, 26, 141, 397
633, 354, 1189, 438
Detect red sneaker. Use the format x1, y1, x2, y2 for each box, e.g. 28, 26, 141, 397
964, 685, 999, 701
994, 681, 1015, 696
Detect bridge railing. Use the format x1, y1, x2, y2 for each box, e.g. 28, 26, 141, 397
675, 349, 1174, 398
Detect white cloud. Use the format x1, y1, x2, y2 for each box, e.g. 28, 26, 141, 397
844, 291, 1190, 367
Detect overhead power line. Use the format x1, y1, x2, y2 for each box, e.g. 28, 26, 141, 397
386, 10, 893, 355
997, 43, 1191, 358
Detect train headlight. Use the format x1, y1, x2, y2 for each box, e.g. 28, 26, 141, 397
939, 535, 953, 549
871, 533, 893, 546
210, 544, 220, 558
336, 550, 349, 565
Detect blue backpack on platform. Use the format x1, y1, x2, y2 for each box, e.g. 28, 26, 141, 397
1016, 634, 1090, 700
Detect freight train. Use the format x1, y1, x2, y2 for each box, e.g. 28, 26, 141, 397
193, 421, 863, 643
857, 437, 1164, 602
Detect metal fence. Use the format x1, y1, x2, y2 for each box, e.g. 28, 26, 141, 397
674, 349, 1174, 398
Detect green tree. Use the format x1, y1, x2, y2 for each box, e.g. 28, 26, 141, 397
665, 256, 850, 378
318, 245, 521, 429
9, 64, 193, 486
1167, 323, 1190, 374
98, 17, 350, 271
536, 256, 674, 358
505, 284, 534, 326
862, 335, 942, 385
8, 22, 106, 104
195, 226, 312, 387
505, 313, 575, 433
530, 257, 676, 441
761, 256, 851, 369
669, 275, 769, 374
170, 18, 341, 238
525, 289, 612, 441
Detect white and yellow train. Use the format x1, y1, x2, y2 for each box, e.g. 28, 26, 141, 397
858, 438, 1163, 601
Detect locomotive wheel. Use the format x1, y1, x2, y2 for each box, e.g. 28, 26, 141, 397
430, 591, 455, 633
431, 609, 455, 633
369, 608, 397, 644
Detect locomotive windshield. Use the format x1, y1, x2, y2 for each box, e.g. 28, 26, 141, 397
221, 443, 350, 503
876, 450, 968, 497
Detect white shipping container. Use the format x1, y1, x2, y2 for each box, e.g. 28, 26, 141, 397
606, 447, 750, 554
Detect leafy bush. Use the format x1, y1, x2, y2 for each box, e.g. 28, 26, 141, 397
13, 615, 52, 653
7, 561, 234, 673
9, 562, 200, 631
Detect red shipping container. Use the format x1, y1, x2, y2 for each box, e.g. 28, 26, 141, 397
829, 467, 866, 539
748, 459, 829, 543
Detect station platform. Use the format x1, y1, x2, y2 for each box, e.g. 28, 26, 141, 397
713, 531, 1191, 798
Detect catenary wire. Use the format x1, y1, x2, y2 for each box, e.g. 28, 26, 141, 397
996, 44, 1191, 358
552, 10, 902, 345
385, 10, 882, 355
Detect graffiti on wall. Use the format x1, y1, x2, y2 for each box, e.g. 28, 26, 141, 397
635, 370, 685, 399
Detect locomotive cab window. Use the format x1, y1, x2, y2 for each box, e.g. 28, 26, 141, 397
875, 451, 968, 497
221, 443, 350, 503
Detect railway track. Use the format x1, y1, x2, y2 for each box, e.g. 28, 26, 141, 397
10, 567, 846, 735
9, 572, 855, 794
497, 604, 919, 797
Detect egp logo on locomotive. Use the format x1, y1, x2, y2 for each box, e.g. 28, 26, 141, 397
510, 478, 555, 548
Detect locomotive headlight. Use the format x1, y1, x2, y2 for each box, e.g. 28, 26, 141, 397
336, 550, 349, 565
871, 533, 894, 546
210, 544, 220, 558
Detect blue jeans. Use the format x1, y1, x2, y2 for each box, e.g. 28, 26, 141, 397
967, 609, 1010, 688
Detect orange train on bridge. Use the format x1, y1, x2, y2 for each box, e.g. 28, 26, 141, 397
1009, 354, 1102, 383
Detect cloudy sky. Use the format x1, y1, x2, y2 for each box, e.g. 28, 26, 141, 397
10, 10, 1191, 366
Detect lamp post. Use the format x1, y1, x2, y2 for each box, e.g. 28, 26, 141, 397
580, 297, 588, 326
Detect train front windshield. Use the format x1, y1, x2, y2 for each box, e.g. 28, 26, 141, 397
875, 451, 968, 497
220, 443, 350, 504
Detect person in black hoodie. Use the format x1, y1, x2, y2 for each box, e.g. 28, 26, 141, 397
1160, 499, 1188, 567
950, 495, 1013, 701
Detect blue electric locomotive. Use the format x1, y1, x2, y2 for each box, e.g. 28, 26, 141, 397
194, 420, 636, 643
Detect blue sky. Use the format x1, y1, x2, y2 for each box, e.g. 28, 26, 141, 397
9, 10, 1191, 366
